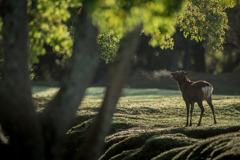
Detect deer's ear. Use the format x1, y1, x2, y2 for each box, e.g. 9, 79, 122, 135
184, 72, 191, 77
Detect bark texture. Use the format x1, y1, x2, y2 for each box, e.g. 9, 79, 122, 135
0, 0, 44, 159
40, 10, 100, 160
192, 42, 206, 72
74, 24, 142, 160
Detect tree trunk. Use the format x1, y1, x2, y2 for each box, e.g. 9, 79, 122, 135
183, 46, 192, 71
0, 0, 44, 159
40, 8, 100, 160
192, 42, 206, 72
74, 24, 142, 160
169, 51, 178, 71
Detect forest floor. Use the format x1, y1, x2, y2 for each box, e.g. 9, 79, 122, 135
32, 71, 240, 160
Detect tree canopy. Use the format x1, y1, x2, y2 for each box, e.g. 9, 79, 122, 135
0, 0, 237, 64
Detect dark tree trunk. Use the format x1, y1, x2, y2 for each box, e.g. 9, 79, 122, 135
169, 51, 178, 71
73, 25, 142, 160
0, 0, 44, 159
183, 49, 191, 71
223, 53, 240, 72
183, 40, 194, 71
40, 7, 100, 160
192, 42, 206, 72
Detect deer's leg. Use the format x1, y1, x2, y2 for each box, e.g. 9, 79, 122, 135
185, 102, 190, 127
190, 103, 194, 126
197, 101, 205, 126
207, 96, 217, 124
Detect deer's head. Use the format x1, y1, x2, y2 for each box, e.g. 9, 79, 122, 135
170, 70, 191, 82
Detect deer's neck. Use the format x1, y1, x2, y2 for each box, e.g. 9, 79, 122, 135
177, 78, 192, 92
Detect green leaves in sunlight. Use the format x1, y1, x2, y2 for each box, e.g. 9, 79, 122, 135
92, 0, 188, 50
0, 0, 238, 65
97, 30, 119, 63
177, 0, 236, 50
28, 0, 82, 64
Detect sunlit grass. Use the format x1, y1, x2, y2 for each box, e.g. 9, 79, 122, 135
33, 86, 240, 129
32, 86, 59, 98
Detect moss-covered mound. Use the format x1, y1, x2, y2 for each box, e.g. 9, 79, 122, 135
170, 132, 240, 160
100, 125, 240, 160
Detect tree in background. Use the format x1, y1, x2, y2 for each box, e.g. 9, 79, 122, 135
178, 0, 236, 73
133, 0, 237, 73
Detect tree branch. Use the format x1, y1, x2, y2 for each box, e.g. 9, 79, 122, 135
74, 24, 142, 160
0, 0, 44, 159
40, 10, 100, 159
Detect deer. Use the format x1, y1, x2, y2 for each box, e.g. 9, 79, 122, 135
170, 70, 217, 127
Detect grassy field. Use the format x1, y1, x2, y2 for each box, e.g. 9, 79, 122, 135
33, 86, 240, 130
33, 86, 240, 159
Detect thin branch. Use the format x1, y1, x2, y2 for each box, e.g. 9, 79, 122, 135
74, 24, 142, 160
40, 9, 100, 159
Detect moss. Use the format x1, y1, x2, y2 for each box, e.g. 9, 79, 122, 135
100, 133, 151, 160
152, 146, 188, 160
110, 149, 139, 160
101, 126, 240, 160
123, 134, 197, 160
182, 125, 240, 139
171, 132, 240, 160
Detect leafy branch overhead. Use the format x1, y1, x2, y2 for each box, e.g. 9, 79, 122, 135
0, 0, 237, 64
27, 0, 82, 64
92, 0, 188, 50
177, 0, 236, 50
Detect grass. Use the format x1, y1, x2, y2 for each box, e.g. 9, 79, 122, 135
33, 86, 240, 130
33, 86, 240, 159
81, 88, 240, 129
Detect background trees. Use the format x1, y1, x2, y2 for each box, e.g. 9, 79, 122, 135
30, 1, 240, 82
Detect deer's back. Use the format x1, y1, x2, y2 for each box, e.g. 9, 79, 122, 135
182, 80, 213, 103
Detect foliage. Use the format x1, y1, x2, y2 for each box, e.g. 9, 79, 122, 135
177, 0, 236, 50
97, 30, 120, 63
65, 0, 188, 63
0, 0, 237, 64
27, 0, 82, 64
92, 0, 188, 50
66, 7, 120, 63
